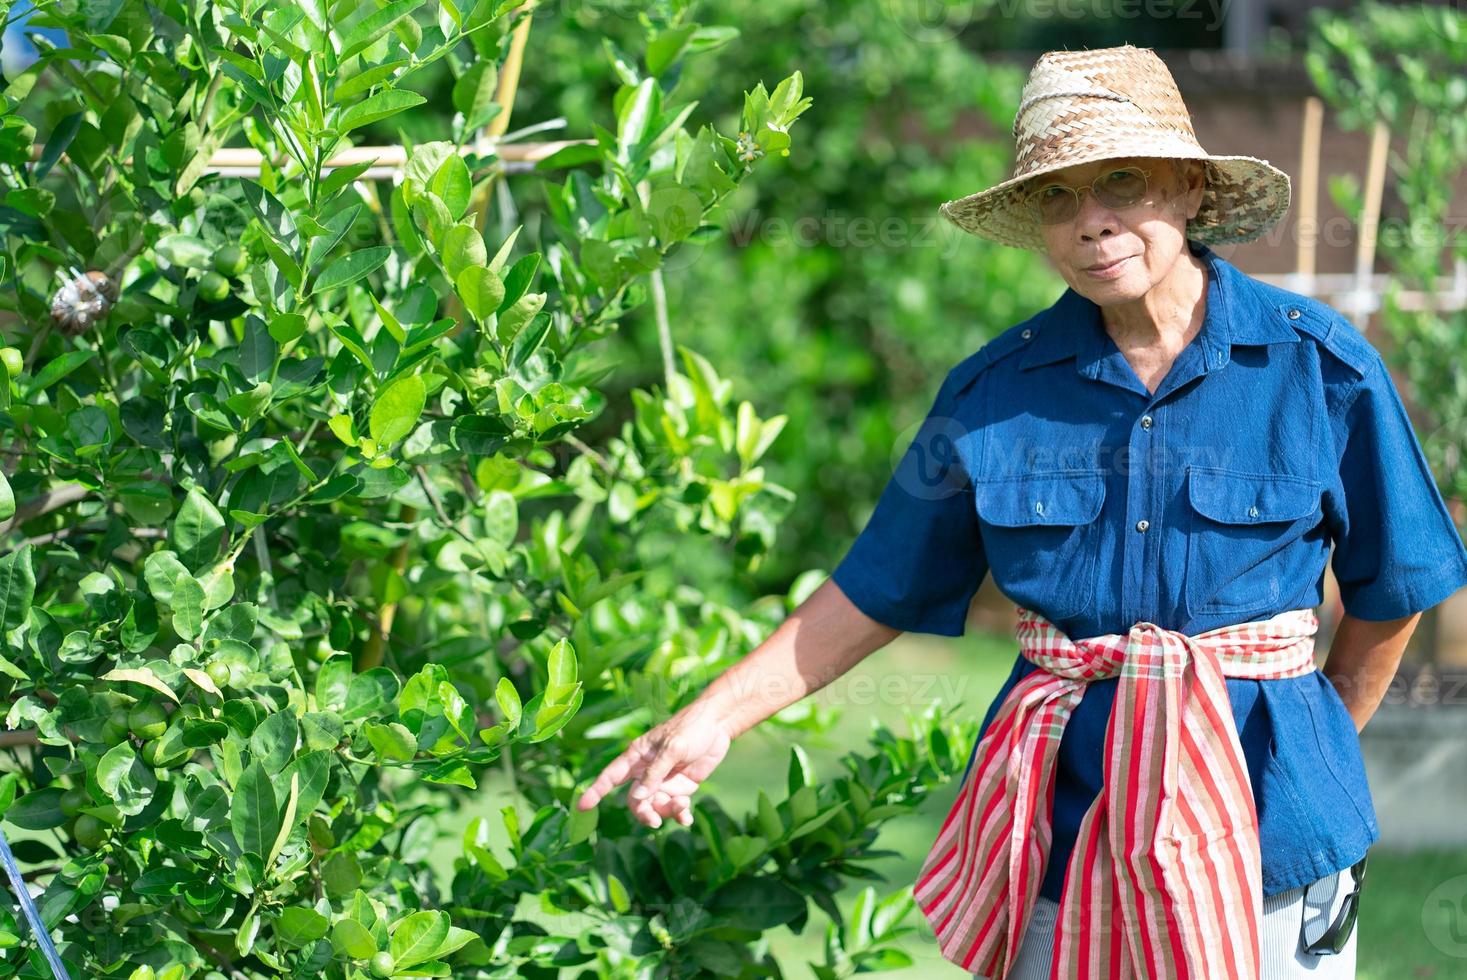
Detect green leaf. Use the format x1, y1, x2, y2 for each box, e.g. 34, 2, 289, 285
155, 233, 214, 269
788, 743, 813, 794
365, 721, 416, 762
171, 576, 206, 640
339, 0, 426, 61
337, 89, 427, 135
0, 544, 35, 634
249, 710, 300, 775
617, 78, 658, 153
494, 677, 520, 728
452, 62, 500, 132
328, 414, 356, 446
331, 918, 377, 959
4, 788, 68, 830
390, 910, 450, 969
231, 761, 282, 859
26, 350, 95, 397
276, 907, 329, 946
142, 551, 191, 605
369, 374, 426, 447
97, 741, 155, 816
455, 266, 504, 321
343, 668, 400, 721
170, 487, 226, 570
439, 223, 486, 281
547, 638, 577, 688
311, 246, 390, 295
430, 154, 472, 219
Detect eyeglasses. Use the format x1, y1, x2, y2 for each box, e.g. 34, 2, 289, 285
1301, 853, 1368, 956
1022, 166, 1154, 225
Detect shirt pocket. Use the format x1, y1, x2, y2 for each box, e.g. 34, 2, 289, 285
974, 469, 1106, 622
1184, 466, 1323, 620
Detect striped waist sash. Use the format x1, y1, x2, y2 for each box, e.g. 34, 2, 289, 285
914, 604, 1320, 980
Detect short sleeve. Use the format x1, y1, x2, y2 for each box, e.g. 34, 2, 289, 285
829, 368, 988, 635
1326, 354, 1467, 621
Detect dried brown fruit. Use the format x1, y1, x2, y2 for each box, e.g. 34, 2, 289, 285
49, 270, 118, 337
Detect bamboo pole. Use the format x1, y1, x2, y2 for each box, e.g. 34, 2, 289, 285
1294, 96, 1323, 297
1350, 119, 1390, 332
27, 139, 593, 181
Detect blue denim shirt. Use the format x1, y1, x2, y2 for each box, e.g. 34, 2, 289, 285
831, 238, 1467, 902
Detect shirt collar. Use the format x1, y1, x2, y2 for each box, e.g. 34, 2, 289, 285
1018, 238, 1300, 377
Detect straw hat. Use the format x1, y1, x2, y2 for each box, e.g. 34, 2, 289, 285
940, 44, 1291, 252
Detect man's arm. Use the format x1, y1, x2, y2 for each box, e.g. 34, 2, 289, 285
1320, 610, 1422, 733
698, 578, 903, 740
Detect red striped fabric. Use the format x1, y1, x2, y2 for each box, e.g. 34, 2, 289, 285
914, 604, 1320, 979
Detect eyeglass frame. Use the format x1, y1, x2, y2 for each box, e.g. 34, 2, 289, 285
1300, 852, 1368, 956
1020, 165, 1157, 226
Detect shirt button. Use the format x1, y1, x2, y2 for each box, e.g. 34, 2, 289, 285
1034, 500, 1044, 514
1287, 308, 1301, 319
1021, 328, 1033, 340
1140, 414, 1153, 429
1135, 519, 1150, 532
1248, 505, 1259, 517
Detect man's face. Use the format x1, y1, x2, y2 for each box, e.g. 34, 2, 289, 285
1027, 156, 1206, 305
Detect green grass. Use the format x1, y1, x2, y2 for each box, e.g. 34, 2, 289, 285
710, 629, 1467, 978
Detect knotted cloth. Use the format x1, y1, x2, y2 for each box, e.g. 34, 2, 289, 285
914, 604, 1321, 979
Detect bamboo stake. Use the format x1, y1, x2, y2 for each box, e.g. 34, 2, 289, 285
1350, 119, 1390, 332
27, 139, 593, 181
1294, 96, 1323, 297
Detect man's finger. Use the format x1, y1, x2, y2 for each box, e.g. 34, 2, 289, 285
577, 742, 649, 809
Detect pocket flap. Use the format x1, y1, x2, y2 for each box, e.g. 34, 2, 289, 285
1188, 468, 1321, 524
975, 471, 1105, 527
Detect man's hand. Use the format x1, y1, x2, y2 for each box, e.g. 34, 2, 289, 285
575, 703, 734, 828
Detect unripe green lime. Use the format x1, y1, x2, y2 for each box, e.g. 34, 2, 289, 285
309, 636, 336, 664
72, 813, 108, 850
59, 787, 89, 817
198, 271, 230, 302
128, 701, 168, 739
212, 243, 247, 277
0, 347, 22, 378
206, 660, 231, 687
103, 707, 132, 744
142, 737, 190, 769
369, 952, 394, 978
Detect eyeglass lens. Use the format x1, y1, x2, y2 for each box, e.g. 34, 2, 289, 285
1028, 167, 1151, 224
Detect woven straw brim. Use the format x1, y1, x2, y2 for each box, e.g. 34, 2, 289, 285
939, 151, 1291, 252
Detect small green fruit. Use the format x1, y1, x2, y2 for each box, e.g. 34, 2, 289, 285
59, 787, 89, 817
0, 346, 22, 378
128, 701, 168, 739
72, 813, 108, 850
309, 636, 336, 664
198, 271, 230, 302
206, 660, 231, 687
142, 737, 189, 769
103, 707, 131, 744
212, 243, 247, 277
369, 952, 394, 978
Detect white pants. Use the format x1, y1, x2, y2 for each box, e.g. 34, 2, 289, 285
975, 867, 1358, 979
